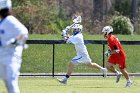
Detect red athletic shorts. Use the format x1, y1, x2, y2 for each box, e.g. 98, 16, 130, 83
108, 54, 126, 69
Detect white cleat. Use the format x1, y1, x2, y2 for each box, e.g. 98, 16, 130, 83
116, 72, 122, 83
57, 78, 67, 84
101, 68, 108, 77
125, 80, 133, 88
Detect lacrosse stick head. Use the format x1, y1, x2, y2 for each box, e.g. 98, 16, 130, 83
72, 15, 82, 24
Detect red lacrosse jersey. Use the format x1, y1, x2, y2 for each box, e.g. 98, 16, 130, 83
107, 34, 126, 69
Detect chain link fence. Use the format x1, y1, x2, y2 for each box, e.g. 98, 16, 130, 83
21, 40, 140, 77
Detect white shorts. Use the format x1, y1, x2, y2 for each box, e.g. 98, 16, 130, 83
71, 55, 91, 64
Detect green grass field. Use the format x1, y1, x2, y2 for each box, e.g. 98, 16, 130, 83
21, 34, 140, 73
0, 34, 140, 93
0, 77, 140, 93
29, 34, 140, 40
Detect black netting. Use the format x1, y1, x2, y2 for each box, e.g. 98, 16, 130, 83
21, 40, 140, 76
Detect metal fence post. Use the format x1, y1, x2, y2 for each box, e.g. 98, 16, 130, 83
103, 44, 105, 68
103, 44, 105, 77
52, 44, 55, 77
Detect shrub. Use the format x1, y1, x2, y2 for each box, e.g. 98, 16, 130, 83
111, 15, 134, 35
13, 0, 70, 34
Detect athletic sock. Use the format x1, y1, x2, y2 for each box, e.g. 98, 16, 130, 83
127, 79, 132, 82
100, 68, 104, 71
115, 71, 120, 75
63, 74, 69, 80
65, 74, 69, 78
100, 68, 107, 72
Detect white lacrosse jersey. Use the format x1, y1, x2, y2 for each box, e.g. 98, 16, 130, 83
67, 33, 90, 57
0, 15, 28, 58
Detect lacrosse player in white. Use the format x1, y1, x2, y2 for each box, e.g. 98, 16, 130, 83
0, 0, 28, 93
57, 14, 107, 84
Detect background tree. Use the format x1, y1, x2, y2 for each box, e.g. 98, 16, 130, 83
130, 0, 138, 33
12, 0, 140, 34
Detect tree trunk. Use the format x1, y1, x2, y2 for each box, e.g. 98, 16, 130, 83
130, 0, 138, 32
58, 0, 63, 18
92, 0, 104, 23
69, 0, 76, 17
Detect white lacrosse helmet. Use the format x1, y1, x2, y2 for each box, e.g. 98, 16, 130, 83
72, 15, 82, 24
102, 26, 113, 35
0, 0, 12, 10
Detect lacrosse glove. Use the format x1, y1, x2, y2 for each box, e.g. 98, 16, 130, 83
105, 49, 111, 57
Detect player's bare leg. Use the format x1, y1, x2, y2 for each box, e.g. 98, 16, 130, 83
106, 62, 117, 73
66, 62, 75, 76
86, 62, 107, 77
86, 62, 102, 69
57, 62, 75, 84
120, 69, 129, 80
106, 62, 122, 83
120, 69, 132, 87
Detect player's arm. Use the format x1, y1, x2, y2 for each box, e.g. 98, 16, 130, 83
62, 31, 74, 44
61, 26, 71, 41
1, 17, 28, 47
4, 33, 28, 47
110, 38, 121, 54
105, 46, 120, 57
105, 43, 120, 57
110, 45, 120, 54
7, 26, 28, 46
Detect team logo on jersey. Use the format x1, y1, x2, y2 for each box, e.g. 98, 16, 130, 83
0, 29, 5, 34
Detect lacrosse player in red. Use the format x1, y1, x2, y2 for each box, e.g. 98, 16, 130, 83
57, 15, 107, 84
102, 26, 132, 87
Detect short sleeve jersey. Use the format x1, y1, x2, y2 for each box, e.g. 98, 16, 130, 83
66, 33, 89, 56
0, 15, 28, 57
107, 34, 126, 57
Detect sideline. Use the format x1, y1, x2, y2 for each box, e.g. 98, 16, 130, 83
20, 73, 140, 77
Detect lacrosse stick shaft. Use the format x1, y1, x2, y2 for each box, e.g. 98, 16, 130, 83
70, 23, 76, 28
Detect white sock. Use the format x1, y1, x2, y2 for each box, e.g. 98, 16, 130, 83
63, 76, 68, 80
115, 71, 120, 75
127, 79, 131, 82
100, 68, 107, 73
100, 68, 104, 72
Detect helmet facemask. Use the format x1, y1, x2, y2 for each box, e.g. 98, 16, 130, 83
103, 32, 107, 39
71, 24, 82, 35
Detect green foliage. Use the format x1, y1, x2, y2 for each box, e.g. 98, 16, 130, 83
11, 0, 140, 34
13, 0, 70, 34
47, 19, 71, 34
114, 0, 131, 16
111, 16, 134, 35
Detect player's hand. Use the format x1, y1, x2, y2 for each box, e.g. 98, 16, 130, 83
61, 30, 69, 40
105, 49, 111, 57
61, 30, 67, 38
6, 38, 18, 45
